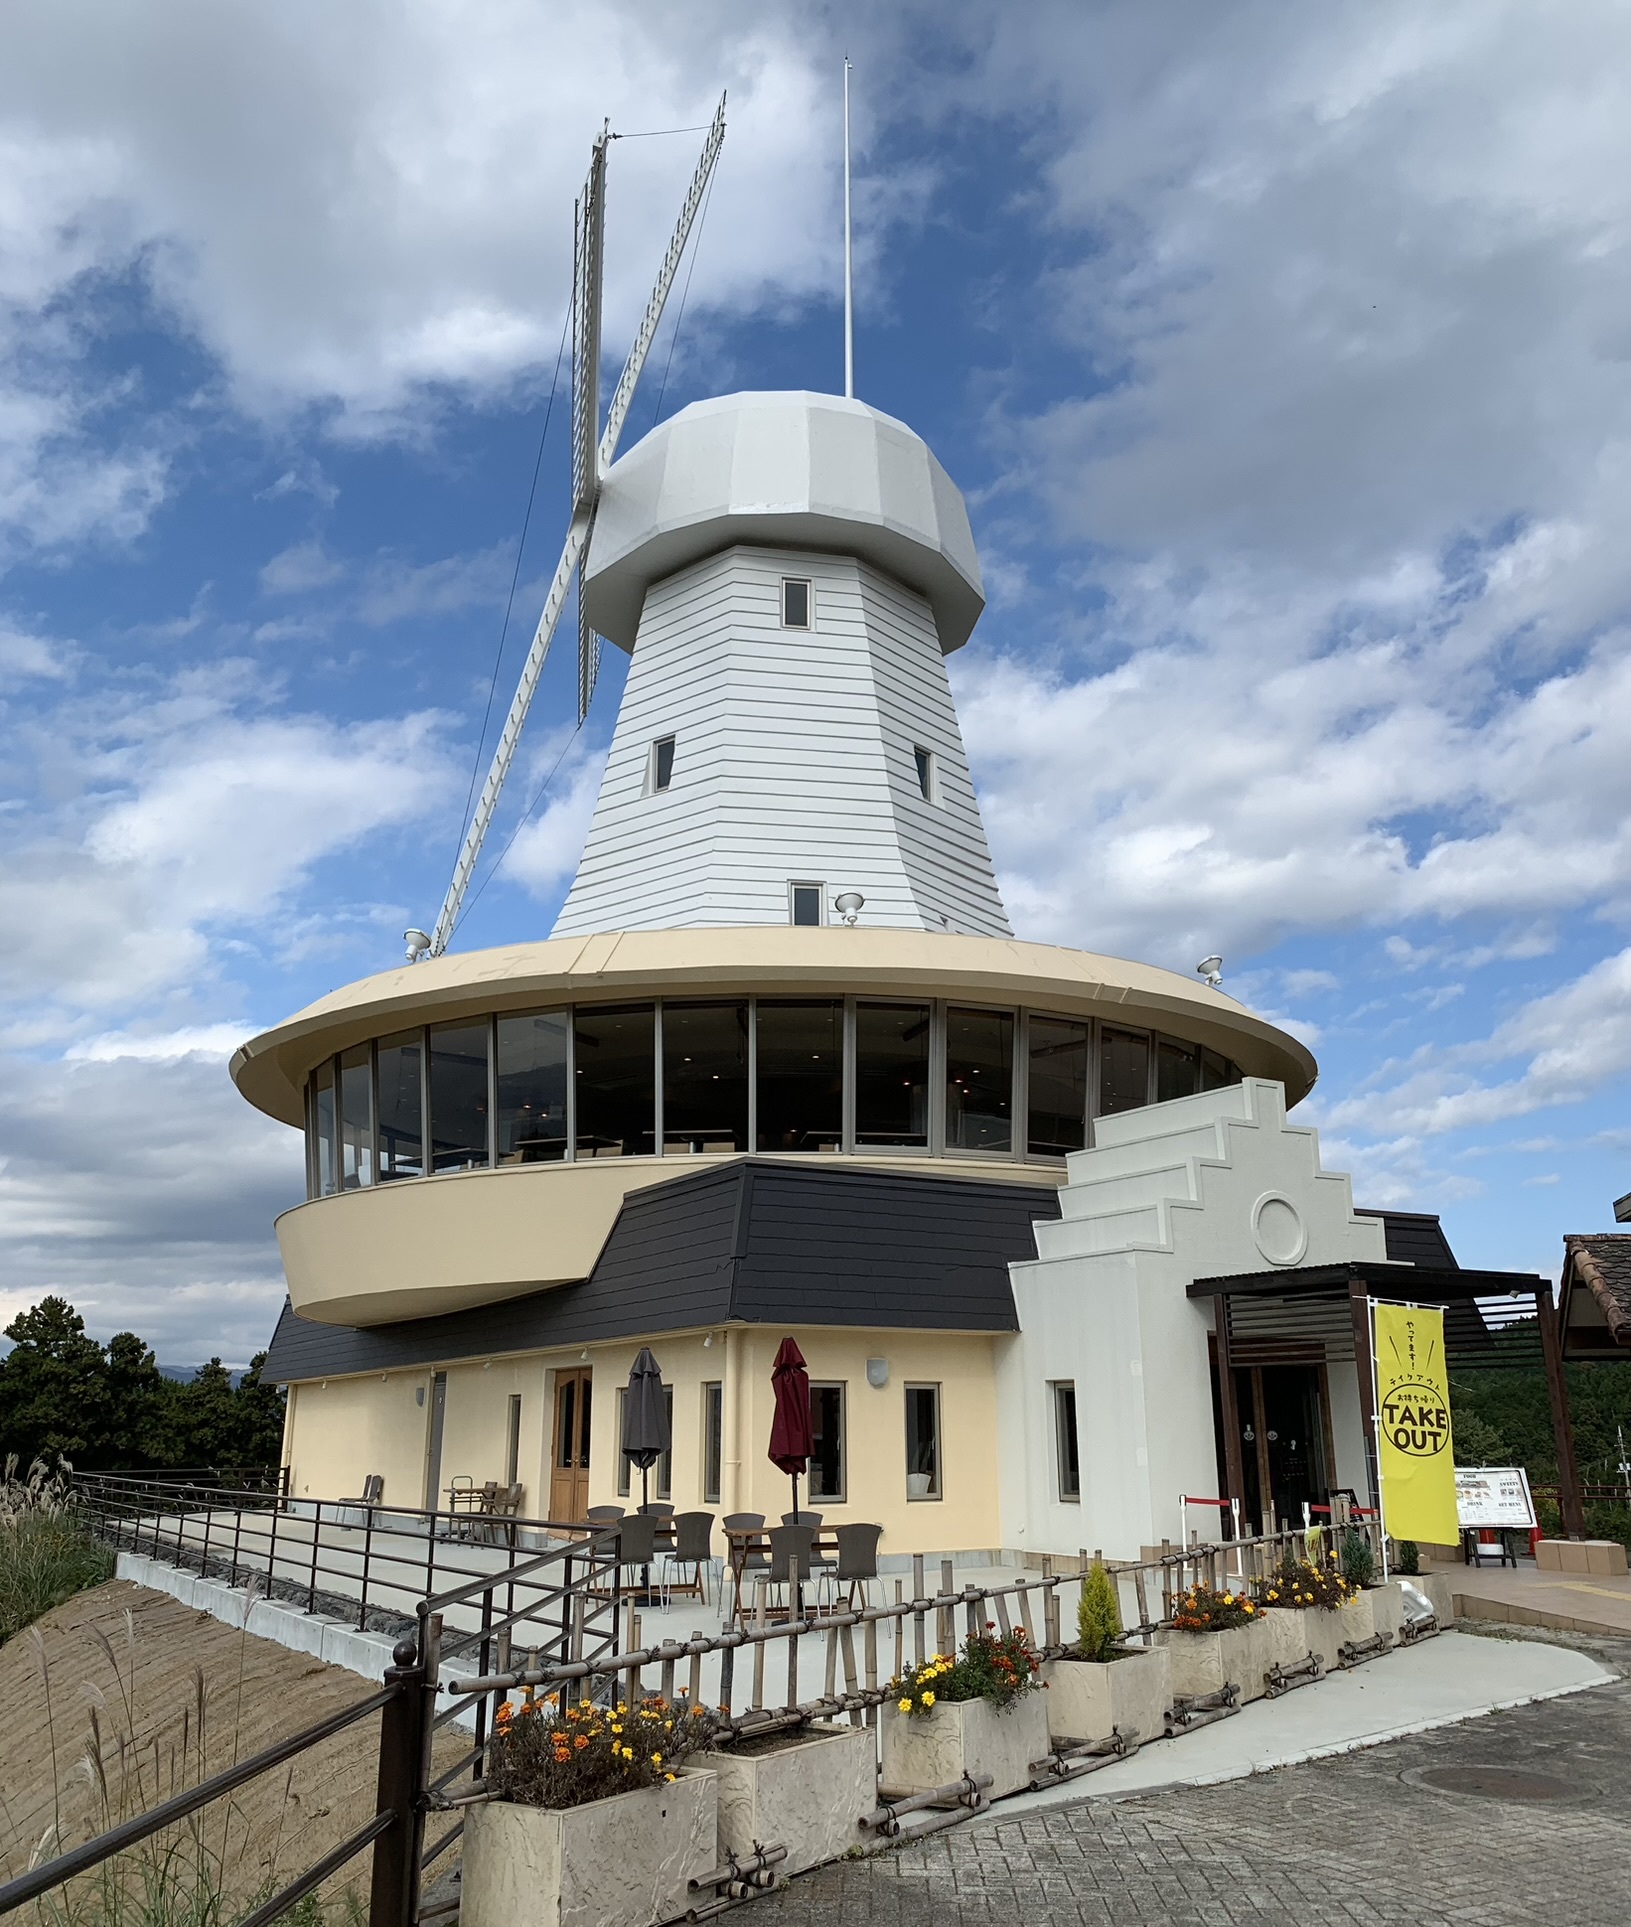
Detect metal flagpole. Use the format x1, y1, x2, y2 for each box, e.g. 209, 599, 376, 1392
843, 57, 854, 399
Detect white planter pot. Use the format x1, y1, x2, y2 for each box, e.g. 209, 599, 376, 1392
1295, 1593, 1374, 1672
1157, 1613, 1279, 1704
1040, 1646, 1171, 1747
906, 1473, 933, 1498
880, 1693, 1051, 1802
698, 1722, 876, 1879
462, 1772, 718, 1927
1364, 1580, 1404, 1646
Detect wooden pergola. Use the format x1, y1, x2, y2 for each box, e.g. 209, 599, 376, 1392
1190, 1259, 1586, 1539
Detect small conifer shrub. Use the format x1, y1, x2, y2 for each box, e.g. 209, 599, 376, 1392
1340, 1526, 1376, 1590
1075, 1560, 1125, 1662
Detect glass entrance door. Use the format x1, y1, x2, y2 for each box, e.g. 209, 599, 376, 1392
549, 1368, 593, 1522
1232, 1363, 1331, 1532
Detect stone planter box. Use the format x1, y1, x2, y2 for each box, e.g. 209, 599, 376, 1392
1365, 1580, 1404, 1646
462, 1772, 718, 1927
1294, 1592, 1375, 1671
880, 1693, 1051, 1802
698, 1721, 875, 1878
1041, 1645, 1171, 1747
1157, 1613, 1282, 1704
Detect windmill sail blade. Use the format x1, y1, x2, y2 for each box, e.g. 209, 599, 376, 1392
576, 557, 601, 723
599, 93, 726, 469
424, 100, 726, 957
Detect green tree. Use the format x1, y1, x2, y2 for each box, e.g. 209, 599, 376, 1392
104, 1330, 168, 1466
0, 1298, 113, 1466
234, 1353, 287, 1467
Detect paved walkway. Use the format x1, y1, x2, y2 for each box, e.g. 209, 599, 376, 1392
1434, 1558, 1631, 1637
763, 1649, 1631, 1926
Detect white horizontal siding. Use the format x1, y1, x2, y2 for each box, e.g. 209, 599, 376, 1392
552, 544, 1011, 937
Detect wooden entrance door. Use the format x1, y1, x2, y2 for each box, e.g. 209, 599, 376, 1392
549, 1368, 593, 1522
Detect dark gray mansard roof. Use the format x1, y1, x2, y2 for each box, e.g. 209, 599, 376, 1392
263, 1159, 1060, 1383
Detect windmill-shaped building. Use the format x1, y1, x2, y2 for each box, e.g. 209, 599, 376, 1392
235, 113, 1489, 1560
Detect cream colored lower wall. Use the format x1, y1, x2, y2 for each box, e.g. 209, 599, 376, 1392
284, 1371, 433, 1509
282, 1326, 1004, 1555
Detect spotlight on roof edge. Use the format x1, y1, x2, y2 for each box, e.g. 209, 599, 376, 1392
1197, 954, 1224, 989
404, 929, 431, 963
835, 892, 865, 926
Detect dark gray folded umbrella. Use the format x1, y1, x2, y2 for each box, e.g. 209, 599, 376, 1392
621, 1347, 670, 1514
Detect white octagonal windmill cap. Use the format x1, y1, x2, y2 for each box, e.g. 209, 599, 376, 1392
581, 390, 985, 653
556, 388, 1009, 938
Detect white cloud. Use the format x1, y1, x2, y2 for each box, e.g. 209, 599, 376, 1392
0, 668, 460, 1028
65, 1023, 251, 1063
494, 735, 608, 907
259, 539, 344, 595
0, 1050, 295, 1363
0, 2, 850, 436
1326, 945, 1631, 1137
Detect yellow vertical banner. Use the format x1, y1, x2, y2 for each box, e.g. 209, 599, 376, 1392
1372, 1301, 1460, 1544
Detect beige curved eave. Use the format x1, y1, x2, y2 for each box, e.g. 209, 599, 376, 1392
230, 926, 1317, 1129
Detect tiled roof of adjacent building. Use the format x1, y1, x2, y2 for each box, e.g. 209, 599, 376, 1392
262, 1159, 1060, 1383
1562, 1233, 1631, 1347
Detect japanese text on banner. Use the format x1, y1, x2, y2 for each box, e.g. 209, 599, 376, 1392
1373, 1301, 1459, 1545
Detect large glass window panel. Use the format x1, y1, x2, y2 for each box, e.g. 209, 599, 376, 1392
905, 1384, 941, 1499
429, 1021, 491, 1173
340, 1045, 373, 1189
945, 1007, 1013, 1152
854, 1002, 931, 1148
703, 1382, 723, 1505
1201, 1047, 1241, 1091
376, 1030, 425, 1180
1027, 1016, 1089, 1158
1156, 1036, 1201, 1104
573, 1005, 655, 1158
755, 1000, 844, 1152
662, 1001, 748, 1154
497, 1010, 569, 1163
1099, 1027, 1151, 1117
809, 1384, 845, 1501
1054, 1383, 1081, 1502
313, 1059, 337, 1197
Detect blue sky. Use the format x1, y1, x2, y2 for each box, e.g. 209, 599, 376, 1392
3, 1, 1630, 1361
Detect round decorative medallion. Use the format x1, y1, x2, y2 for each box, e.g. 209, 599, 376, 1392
1252, 1193, 1308, 1267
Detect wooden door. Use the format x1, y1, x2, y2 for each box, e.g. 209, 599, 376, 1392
549, 1368, 593, 1522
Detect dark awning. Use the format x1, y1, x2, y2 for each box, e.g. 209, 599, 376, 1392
1188, 1261, 1548, 1302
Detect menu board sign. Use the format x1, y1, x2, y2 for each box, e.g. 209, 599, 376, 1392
1454, 1466, 1536, 1530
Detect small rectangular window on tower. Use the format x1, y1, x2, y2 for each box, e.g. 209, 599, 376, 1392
781, 578, 811, 629
913, 745, 935, 801
650, 736, 675, 793
790, 883, 824, 926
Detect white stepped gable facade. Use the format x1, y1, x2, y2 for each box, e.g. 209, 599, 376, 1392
556, 391, 1010, 938
996, 1080, 1391, 1560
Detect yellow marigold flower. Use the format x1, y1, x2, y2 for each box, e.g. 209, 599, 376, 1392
898, 1698, 912, 1713
1242, 1602, 1254, 1614
922, 1692, 936, 1707
665, 1772, 676, 1782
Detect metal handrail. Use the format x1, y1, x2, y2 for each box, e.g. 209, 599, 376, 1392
71, 1471, 627, 1637
0, 1683, 403, 1918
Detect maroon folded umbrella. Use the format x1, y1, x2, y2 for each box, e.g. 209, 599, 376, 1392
768, 1336, 814, 1524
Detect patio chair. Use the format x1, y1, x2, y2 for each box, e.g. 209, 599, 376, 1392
659, 1511, 718, 1606
345, 1474, 384, 1507
781, 1510, 822, 1527
762, 1522, 817, 1617
585, 1504, 625, 1525
616, 1512, 660, 1601
723, 1512, 768, 1624
833, 1523, 884, 1610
